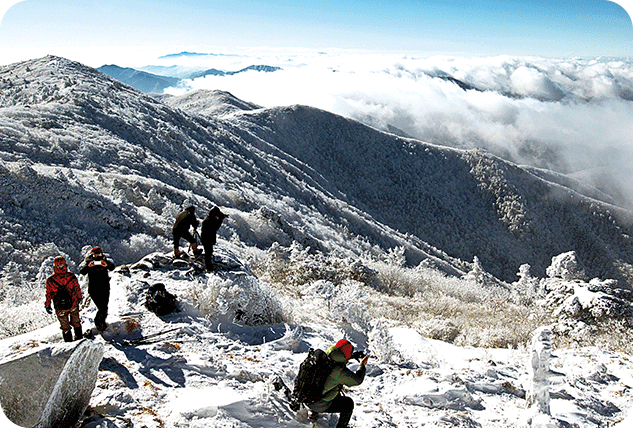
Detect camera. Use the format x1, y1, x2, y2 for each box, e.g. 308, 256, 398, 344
351, 350, 369, 360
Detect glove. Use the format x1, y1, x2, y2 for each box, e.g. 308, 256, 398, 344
45, 305, 53, 314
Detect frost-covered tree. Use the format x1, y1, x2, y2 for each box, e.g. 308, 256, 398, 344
545, 251, 586, 281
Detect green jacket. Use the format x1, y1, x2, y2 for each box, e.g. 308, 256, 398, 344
321, 345, 366, 402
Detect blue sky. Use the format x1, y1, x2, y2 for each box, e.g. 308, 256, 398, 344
0, 0, 631, 66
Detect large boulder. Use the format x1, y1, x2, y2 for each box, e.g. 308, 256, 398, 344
0, 340, 104, 427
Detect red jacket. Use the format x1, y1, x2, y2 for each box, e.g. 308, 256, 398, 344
46, 272, 82, 310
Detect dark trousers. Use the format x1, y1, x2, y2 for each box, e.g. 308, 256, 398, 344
91, 291, 109, 330
203, 243, 214, 266
308, 395, 354, 428
173, 230, 195, 249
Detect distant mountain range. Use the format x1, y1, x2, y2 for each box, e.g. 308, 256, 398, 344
97, 64, 282, 93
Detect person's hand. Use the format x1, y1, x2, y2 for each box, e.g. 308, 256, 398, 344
360, 355, 369, 367
45, 305, 53, 314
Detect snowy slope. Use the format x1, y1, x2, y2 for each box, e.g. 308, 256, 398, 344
1, 55, 631, 287
1, 250, 631, 428
220, 103, 633, 282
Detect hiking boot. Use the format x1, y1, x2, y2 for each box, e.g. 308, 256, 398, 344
62, 330, 73, 342
73, 325, 83, 341
174, 248, 181, 258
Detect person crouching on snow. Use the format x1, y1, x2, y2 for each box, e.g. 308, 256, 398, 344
308, 339, 370, 428
45, 256, 83, 342
79, 246, 115, 332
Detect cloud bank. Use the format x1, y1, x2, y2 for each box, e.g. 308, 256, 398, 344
163, 53, 633, 210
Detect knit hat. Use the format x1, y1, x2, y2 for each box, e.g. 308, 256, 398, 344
335, 339, 354, 360
90, 246, 102, 255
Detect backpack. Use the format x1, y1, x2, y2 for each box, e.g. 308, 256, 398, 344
144, 283, 179, 316
292, 348, 335, 408
50, 277, 73, 310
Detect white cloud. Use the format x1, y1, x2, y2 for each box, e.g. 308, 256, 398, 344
163, 52, 633, 209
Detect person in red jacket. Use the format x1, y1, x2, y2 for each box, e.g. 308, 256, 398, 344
45, 256, 83, 342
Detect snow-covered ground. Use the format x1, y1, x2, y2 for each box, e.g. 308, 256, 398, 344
1, 248, 631, 428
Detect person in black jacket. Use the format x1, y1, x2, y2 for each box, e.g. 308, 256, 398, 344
172, 206, 200, 258
200, 206, 227, 268
79, 246, 115, 331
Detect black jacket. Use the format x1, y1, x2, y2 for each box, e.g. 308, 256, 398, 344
173, 207, 199, 234
201, 207, 227, 245
79, 253, 115, 298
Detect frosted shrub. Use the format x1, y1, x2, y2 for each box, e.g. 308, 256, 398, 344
190, 275, 286, 326
417, 318, 460, 342
368, 262, 549, 348
512, 264, 542, 305
296, 279, 372, 333
253, 243, 377, 294
0, 300, 51, 339
115, 233, 169, 265
368, 320, 403, 364
373, 262, 425, 296
329, 280, 371, 332
255, 243, 550, 349
546, 251, 585, 281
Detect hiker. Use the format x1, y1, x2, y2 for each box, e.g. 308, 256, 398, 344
172, 206, 200, 258
308, 339, 369, 428
79, 246, 115, 331
45, 256, 83, 342
200, 206, 227, 268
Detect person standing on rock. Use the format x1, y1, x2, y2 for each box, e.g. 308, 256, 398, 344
172, 206, 201, 258
45, 256, 83, 342
201, 206, 227, 269
79, 246, 115, 332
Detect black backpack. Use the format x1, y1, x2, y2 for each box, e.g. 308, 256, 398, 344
145, 283, 179, 316
292, 348, 335, 408
50, 278, 72, 310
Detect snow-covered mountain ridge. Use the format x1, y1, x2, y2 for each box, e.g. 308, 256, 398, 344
1, 55, 631, 285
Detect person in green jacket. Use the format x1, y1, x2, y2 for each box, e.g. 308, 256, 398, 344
308, 339, 369, 428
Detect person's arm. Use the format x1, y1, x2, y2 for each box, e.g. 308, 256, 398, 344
45, 277, 55, 306
69, 274, 82, 307
339, 362, 367, 387
79, 259, 90, 275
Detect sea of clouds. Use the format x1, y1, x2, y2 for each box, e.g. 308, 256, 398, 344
160, 52, 633, 210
